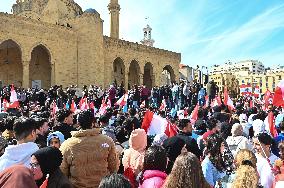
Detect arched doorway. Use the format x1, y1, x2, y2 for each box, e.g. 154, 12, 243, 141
113, 57, 125, 87
143, 62, 154, 88
128, 60, 140, 88
162, 65, 175, 85
0, 40, 22, 87
30, 45, 51, 89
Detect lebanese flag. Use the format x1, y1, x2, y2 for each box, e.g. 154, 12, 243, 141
51, 101, 58, 118
254, 86, 260, 98
273, 80, 284, 107
240, 84, 247, 95
115, 93, 128, 107
268, 111, 278, 138
8, 85, 19, 108
142, 110, 177, 137
89, 101, 95, 109
223, 87, 229, 105
211, 96, 222, 107
204, 95, 209, 108
107, 99, 111, 108
227, 96, 235, 111
70, 100, 77, 112
263, 89, 273, 109
98, 98, 107, 115
190, 104, 199, 124
224, 87, 235, 110
159, 99, 166, 111
140, 101, 145, 108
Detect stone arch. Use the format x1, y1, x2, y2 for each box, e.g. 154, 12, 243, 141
143, 62, 154, 88
128, 59, 141, 88
0, 39, 23, 87
29, 42, 53, 61
162, 65, 176, 85
29, 44, 52, 89
112, 57, 125, 87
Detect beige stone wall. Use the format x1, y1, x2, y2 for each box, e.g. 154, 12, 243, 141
0, 7, 180, 89
103, 37, 181, 89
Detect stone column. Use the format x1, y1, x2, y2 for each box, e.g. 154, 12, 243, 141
140, 73, 144, 86
51, 61, 55, 86
22, 60, 30, 88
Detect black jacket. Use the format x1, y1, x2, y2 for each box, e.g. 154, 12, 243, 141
47, 168, 73, 188
176, 132, 202, 159
53, 123, 76, 140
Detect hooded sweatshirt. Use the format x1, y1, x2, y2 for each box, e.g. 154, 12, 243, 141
0, 142, 39, 171
122, 129, 147, 176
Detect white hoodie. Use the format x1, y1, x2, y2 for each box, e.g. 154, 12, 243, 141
0, 142, 39, 171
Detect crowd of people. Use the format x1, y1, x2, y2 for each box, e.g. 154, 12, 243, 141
0, 81, 283, 188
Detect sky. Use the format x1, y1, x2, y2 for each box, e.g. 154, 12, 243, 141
1, 0, 284, 68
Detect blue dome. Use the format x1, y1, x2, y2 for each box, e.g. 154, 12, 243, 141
84, 8, 98, 14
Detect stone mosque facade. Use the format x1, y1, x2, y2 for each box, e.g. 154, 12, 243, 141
0, 0, 181, 89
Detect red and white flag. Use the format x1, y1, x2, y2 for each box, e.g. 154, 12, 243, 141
273, 80, 284, 107
115, 93, 128, 107
79, 97, 89, 110
140, 101, 145, 108
268, 111, 278, 138
224, 87, 235, 110
97, 98, 107, 116
142, 110, 177, 137
204, 95, 209, 108
159, 99, 166, 111
190, 104, 199, 124
8, 85, 19, 108
70, 100, 77, 112
254, 86, 260, 98
263, 89, 273, 108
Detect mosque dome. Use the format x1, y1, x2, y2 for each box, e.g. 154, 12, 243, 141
84, 8, 98, 14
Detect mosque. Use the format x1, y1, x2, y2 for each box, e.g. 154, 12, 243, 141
0, 0, 181, 89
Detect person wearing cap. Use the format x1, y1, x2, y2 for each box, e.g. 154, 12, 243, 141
60, 110, 119, 188
47, 131, 65, 149
253, 133, 278, 188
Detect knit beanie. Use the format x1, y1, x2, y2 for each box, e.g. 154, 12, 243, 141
129, 129, 147, 151
32, 147, 63, 175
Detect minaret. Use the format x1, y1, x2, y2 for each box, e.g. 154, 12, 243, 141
141, 24, 155, 47
108, 0, 120, 39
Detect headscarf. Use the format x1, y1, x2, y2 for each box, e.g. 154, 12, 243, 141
32, 147, 63, 176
